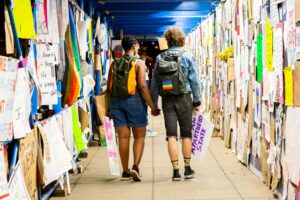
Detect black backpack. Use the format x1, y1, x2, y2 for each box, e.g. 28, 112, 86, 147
157, 50, 186, 96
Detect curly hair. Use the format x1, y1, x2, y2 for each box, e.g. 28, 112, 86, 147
164, 27, 185, 47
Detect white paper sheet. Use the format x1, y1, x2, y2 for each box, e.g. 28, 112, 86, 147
0, 57, 17, 142
285, 107, 300, 185
36, 0, 50, 42
104, 117, 121, 176
48, 0, 60, 44
13, 68, 31, 139
37, 44, 58, 106
62, 109, 75, 157
0, 147, 9, 199
83, 74, 95, 97
8, 162, 30, 200
254, 81, 262, 127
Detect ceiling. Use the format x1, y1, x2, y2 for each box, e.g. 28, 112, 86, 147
91, 0, 217, 38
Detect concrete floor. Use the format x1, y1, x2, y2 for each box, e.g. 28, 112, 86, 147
52, 114, 276, 200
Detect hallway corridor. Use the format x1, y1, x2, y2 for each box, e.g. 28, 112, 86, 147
53, 115, 276, 200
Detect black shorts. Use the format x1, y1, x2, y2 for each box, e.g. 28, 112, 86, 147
162, 93, 193, 140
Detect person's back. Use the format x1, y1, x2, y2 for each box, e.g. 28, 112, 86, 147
107, 35, 160, 181
151, 27, 201, 181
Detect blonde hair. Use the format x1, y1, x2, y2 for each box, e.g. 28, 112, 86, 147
164, 27, 185, 47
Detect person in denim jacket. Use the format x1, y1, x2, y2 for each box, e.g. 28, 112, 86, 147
151, 27, 201, 181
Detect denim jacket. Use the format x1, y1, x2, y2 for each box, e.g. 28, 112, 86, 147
151, 46, 201, 105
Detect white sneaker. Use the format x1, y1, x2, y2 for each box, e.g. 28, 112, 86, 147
146, 129, 158, 137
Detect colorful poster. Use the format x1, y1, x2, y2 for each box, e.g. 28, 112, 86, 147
71, 106, 86, 153
103, 116, 120, 176
191, 113, 214, 161
256, 34, 263, 82
284, 67, 294, 106
266, 20, 273, 72
12, 0, 36, 39
36, 0, 49, 42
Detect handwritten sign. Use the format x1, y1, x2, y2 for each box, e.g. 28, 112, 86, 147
71, 106, 86, 153
104, 116, 120, 176
8, 161, 30, 200
284, 67, 294, 106
0, 57, 18, 142
0, 147, 9, 199
273, 23, 284, 103
285, 0, 296, 68
191, 113, 214, 161
36, 0, 49, 42
13, 68, 31, 139
266, 20, 273, 72
18, 130, 38, 200
37, 44, 58, 105
12, 0, 36, 39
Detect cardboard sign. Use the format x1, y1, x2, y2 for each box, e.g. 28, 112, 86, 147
158, 38, 168, 51
19, 129, 38, 200
103, 117, 120, 176
192, 113, 214, 161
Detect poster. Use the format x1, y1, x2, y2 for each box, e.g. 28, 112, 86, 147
18, 130, 38, 200
13, 68, 31, 139
254, 81, 261, 127
8, 162, 30, 200
71, 106, 86, 153
62, 109, 74, 156
12, 0, 36, 39
0, 147, 9, 199
36, 0, 49, 42
256, 34, 263, 82
37, 44, 58, 105
266, 20, 273, 72
103, 116, 120, 176
273, 23, 284, 103
191, 113, 214, 161
83, 74, 96, 97
0, 57, 18, 142
284, 67, 294, 106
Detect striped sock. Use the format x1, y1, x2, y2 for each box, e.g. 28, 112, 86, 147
184, 157, 191, 167
171, 160, 179, 170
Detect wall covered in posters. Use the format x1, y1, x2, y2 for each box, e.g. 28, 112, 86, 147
186, 0, 300, 198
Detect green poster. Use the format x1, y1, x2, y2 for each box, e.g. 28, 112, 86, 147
256, 34, 263, 82
72, 106, 86, 153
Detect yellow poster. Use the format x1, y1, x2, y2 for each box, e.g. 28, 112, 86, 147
88, 21, 94, 61
12, 0, 36, 39
284, 67, 294, 106
266, 20, 273, 72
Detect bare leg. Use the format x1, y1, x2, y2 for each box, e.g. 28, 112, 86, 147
132, 127, 146, 166
182, 138, 192, 159
117, 126, 131, 172
168, 137, 179, 162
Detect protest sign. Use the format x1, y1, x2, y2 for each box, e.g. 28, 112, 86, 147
192, 113, 214, 161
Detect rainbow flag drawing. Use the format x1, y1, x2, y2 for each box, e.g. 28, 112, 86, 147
162, 80, 173, 91
62, 4, 82, 106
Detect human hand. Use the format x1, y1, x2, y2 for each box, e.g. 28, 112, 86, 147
193, 106, 200, 114
151, 108, 161, 116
